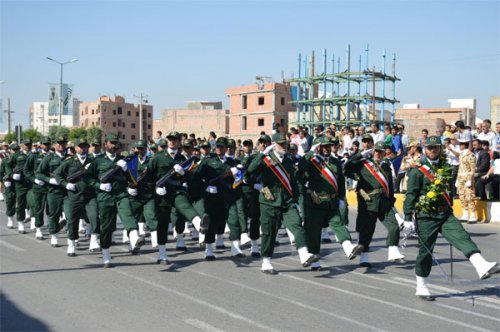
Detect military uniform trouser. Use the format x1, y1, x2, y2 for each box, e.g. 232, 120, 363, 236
356, 208, 400, 252
260, 203, 308, 258
131, 197, 158, 232
98, 196, 137, 249
155, 201, 172, 246
304, 197, 352, 255
47, 191, 65, 234
29, 190, 48, 228
65, 198, 98, 241
15, 187, 29, 221
203, 194, 227, 244
340, 202, 349, 226
4, 186, 16, 217
241, 188, 260, 240
226, 198, 247, 241
416, 214, 480, 277
457, 179, 476, 212
81, 197, 100, 234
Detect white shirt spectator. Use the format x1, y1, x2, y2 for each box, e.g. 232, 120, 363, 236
296, 137, 308, 156
371, 131, 386, 144
444, 144, 460, 166
477, 130, 496, 150
342, 135, 353, 154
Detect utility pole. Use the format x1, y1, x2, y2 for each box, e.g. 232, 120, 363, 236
4, 98, 14, 133
134, 93, 148, 140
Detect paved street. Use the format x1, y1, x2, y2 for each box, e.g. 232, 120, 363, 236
1, 206, 499, 332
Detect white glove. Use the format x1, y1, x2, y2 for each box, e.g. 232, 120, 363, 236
310, 144, 320, 153
465, 180, 471, 188
361, 149, 373, 158
206, 185, 218, 194
66, 183, 77, 192
116, 159, 128, 172
34, 179, 45, 186
173, 164, 185, 176
156, 187, 167, 196
455, 180, 459, 188
253, 183, 263, 191
99, 183, 112, 192
182, 182, 189, 189
12, 173, 21, 181
403, 221, 415, 232
338, 199, 345, 209
263, 144, 276, 155
230, 167, 239, 177
49, 178, 58, 185
127, 188, 138, 196
4, 181, 11, 188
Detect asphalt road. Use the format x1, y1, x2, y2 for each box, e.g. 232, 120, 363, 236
1, 205, 499, 332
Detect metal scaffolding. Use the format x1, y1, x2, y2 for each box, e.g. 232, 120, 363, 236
288, 44, 400, 127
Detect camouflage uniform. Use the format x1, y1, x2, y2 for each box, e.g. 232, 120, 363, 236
457, 150, 476, 216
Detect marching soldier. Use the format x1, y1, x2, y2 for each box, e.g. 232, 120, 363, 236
403, 135, 499, 301
1, 142, 18, 228
24, 136, 52, 240
344, 136, 405, 268
247, 135, 319, 274
84, 133, 145, 267
297, 136, 364, 270
35, 136, 69, 247
0, 142, 9, 202
10, 139, 33, 234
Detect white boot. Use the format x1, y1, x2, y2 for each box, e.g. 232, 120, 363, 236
387, 246, 406, 262
102, 248, 112, 267
250, 240, 260, 257
395, 212, 405, 229
30, 217, 36, 231
173, 228, 178, 240
35, 227, 44, 240
89, 234, 101, 252
183, 222, 191, 234
321, 227, 331, 243
310, 261, 323, 271
416, 276, 434, 300
261, 257, 277, 274
240, 232, 251, 246
460, 210, 469, 221
216, 234, 225, 249
341, 240, 364, 260
176, 234, 187, 251
157, 244, 169, 264
138, 222, 146, 236
67, 239, 76, 256
0, 192, 4, 201
129, 229, 145, 254
224, 223, 230, 233
205, 243, 215, 260
111, 231, 116, 244
25, 209, 30, 222
18, 221, 25, 234
286, 228, 296, 245
468, 211, 478, 224
231, 240, 245, 257
191, 216, 201, 232
78, 219, 86, 234
469, 253, 500, 279
122, 229, 129, 243
150, 231, 158, 248
198, 232, 205, 246
191, 228, 199, 240
360, 252, 371, 267
297, 246, 318, 267
7, 216, 14, 228
50, 235, 59, 247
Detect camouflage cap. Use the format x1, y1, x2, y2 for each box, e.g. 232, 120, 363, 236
226, 138, 236, 147
157, 138, 168, 147
167, 131, 180, 140
215, 137, 228, 147
374, 141, 386, 151
426, 136, 442, 147
134, 139, 147, 149
258, 134, 272, 143
40, 136, 52, 145
105, 133, 119, 143
361, 134, 374, 142
75, 138, 90, 146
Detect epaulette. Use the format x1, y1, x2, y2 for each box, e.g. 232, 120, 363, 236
64, 156, 73, 161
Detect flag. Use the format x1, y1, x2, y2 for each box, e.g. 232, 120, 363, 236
391, 154, 404, 175
232, 169, 245, 189
127, 155, 139, 185
183, 158, 196, 172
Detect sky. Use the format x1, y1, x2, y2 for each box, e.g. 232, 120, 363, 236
0, 0, 499, 132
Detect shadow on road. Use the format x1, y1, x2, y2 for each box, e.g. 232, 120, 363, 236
0, 292, 51, 331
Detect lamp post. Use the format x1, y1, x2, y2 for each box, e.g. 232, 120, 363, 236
46, 57, 78, 127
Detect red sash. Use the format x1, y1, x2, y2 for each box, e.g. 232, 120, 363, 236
263, 155, 294, 197
418, 164, 452, 207
362, 160, 390, 197
310, 156, 339, 193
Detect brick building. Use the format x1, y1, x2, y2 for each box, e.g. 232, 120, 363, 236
79, 96, 153, 151
226, 81, 294, 141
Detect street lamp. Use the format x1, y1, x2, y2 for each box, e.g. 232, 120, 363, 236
46, 57, 78, 127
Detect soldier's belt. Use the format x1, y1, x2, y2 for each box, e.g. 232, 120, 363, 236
306, 189, 336, 199
436, 206, 449, 212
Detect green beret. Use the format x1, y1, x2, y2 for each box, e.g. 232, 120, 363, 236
67, 141, 75, 148
167, 131, 180, 140
91, 138, 101, 146
426, 136, 442, 147
374, 141, 386, 151
9, 142, 19, 150
289, 143, 298, 150
149, 143, 158, 150
75, 138, 89, 146
226, 138, 236, 147
106, 133, 119, 143
215, 137, 228, 147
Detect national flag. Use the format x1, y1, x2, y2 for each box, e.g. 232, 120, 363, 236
127, 155, 139, 186
391, 154, 404, 174
232, 168, 245, 189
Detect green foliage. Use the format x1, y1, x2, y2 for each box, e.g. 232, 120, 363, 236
22, 128, 42, 142
3, 132, 16, 144
69, 127, 87, 140
47, 126, 70, 139
86, 126, 103, 141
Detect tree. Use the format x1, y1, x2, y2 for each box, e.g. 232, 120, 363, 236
69, 127, 87, 140
22, 128, 42, 142
3, 132, 16, 144
48, 126, 70, 139
87, 126, 103, 142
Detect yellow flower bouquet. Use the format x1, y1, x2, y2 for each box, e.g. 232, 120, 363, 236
416, 161, 453, 213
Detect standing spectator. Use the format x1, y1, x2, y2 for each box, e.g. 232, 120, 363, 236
495, 122, 500, 152
342, 129, 354, 155
155, 131, 163, 144
444, 135, 461, 198
357, 126, 366, 145
436, 128, 445, 144
477, 119, 496, 150
305, 127, 314, 152
443, 125, 453, 139
208, 131, 217, 152
391, 127, 403, 155
296, 130, 309, 156
384, 126, 392, 147
399, 124, 410, 153
472, 123, 483, 139
472, 139, 491, 199
455, 120, 472, 141
419, 129, 429, 149
370, 122, 385, 143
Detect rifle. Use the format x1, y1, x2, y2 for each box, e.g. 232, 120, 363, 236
67, 164, 91, 183
99, 154, 135, 183
129, 168, 148, 189
155, 156, 196, 188
5, 164, 25, 181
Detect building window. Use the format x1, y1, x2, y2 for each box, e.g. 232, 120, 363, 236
131, 123, 136, 128
242, 116, 247, 130
280, 118, 285, 127
122, 123, 125, 128
113, 109, 116, 115
258, 97, 265, 105
113, 122, 116, 127
127, 111, 131, 116
118, 107, 122, 115
147, 124, 151, 129
258, 118, 264, 127
122, 134, 125, 139
91, 109, 94, 115
131, 135, 136, 140
147, 113, 151, 118
242, 95, 247, 109
281, 97, 285, 106
136, 112, 139, 117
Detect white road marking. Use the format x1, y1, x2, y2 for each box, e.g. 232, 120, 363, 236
184, 319, 225, 332
0, 239, 24, 252
339, 278, 383, 290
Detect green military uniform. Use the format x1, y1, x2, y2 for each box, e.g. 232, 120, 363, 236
297, 136, 363, 267
10, 140, 32, 226
344, 140, 401, 263
24, 137, 52, 231
36, 136, 70, 237
0, 144, 17, 222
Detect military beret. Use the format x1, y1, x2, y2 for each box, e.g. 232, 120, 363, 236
226, 138, 236, 147
193, 145, 201, 150
67, 141, 75, 148
75, 138, 90, 146
167, 131, 180, 140
362, 134, 374, 142
105, 133, 119, 143
40, 136, 52, 145
258, 135, 271, 143
426, 136, 442, 147
134, 140, 147, 149
215, 137, 228, 147
374, 141, 386, 151
242, 139, 253, 146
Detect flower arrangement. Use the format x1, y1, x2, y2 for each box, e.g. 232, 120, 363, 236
416, 159, 453, 214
